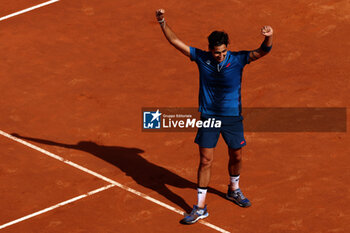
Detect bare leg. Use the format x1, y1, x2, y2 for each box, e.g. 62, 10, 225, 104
198, 147, 214, 187
228, 147, 242, 190
197, 146, 214, 208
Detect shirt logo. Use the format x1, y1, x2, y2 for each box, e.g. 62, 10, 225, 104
206, 60, 211, 65
240, 140, 245, 145
226, 63, 231, 68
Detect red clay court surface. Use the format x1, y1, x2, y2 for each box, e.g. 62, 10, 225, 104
0, 0, 349, 232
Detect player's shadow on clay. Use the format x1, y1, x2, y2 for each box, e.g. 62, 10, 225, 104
11, 134, 225, 213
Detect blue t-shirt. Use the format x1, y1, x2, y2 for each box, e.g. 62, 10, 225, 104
190, 47, 250, 116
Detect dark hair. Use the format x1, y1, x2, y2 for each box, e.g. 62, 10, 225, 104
208, 31, 229, 49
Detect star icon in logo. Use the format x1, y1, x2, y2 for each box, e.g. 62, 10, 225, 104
151, 109, 162, 122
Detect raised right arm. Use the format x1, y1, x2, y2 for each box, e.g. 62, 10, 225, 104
155, 9, 191, 57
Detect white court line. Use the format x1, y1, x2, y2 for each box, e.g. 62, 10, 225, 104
0, 0, 60, 22
0, 184, 116, 230
0, 130, 230, 233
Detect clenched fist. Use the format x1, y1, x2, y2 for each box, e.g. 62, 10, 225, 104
155, 9, 165, 21
261, 26, 273, 37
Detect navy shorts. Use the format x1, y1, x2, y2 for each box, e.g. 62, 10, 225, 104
194, 114, 246, 149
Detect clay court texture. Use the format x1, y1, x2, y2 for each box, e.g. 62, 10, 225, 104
0, 0, 349, 232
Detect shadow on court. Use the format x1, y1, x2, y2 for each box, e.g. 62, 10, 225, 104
11, 133, 226, 213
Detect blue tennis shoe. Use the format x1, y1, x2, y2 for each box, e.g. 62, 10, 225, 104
226, 187, 251, 207
181, 205, 209, 224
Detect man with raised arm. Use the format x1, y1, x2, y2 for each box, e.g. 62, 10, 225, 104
155, 9, 273, 224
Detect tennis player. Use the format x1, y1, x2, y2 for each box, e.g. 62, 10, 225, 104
155, 9, 273, 224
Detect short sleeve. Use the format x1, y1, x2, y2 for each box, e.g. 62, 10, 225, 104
190, 47, 198, 62
237, 51, 251, 66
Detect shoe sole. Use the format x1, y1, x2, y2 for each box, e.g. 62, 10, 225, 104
183, 213, 209, 224
226, 194, 252, 208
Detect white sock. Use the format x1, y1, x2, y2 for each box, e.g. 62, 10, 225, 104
230, 175, 240, 190
197, 187, 207, 208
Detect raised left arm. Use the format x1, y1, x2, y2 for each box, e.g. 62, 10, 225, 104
248, 26, 273, 63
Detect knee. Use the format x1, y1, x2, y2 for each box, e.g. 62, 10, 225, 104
200, 156, 213, 167
229, 150, 242, 162
199, 147, 214, 168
